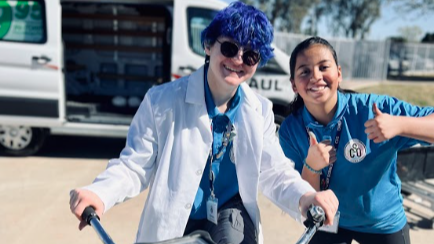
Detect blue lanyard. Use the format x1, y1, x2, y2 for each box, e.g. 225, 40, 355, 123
305, 116, 344, 190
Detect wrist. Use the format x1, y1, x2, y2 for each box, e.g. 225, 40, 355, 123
303, 160, 322, 174
397, 116, 408, 136
299, 191, 315, 215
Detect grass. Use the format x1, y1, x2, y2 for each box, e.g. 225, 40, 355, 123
355, 83, 434, 107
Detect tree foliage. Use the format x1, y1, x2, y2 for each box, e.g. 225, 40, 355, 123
390, 0, 434, 15
241, 0, 320, 33
387, 0, 433, 42
243, 0, 384, 40
421, 33, 434, 43
398, 26, 423, 42
317, 0, 384, 39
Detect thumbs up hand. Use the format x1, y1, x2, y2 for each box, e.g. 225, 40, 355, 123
364, 103, 400, 143
305, 131, 336, 173
309, 131, 319, 146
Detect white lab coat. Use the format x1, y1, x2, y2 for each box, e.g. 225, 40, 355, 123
84, 66, 314, 243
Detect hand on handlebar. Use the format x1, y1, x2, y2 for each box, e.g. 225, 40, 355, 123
296, 205, 327, 244
70, 189, 105, 230
299, 189, 339, 226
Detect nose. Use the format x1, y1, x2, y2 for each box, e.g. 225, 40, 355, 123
231, 49, 244, 65
310, 68, 323, 82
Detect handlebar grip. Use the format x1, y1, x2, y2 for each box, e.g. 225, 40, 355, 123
296, 205, 326, 244
81, 206, 115, 244
82, 206, 100, 225
304, 205, 325, 228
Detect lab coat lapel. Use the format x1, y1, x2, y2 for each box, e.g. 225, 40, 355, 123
185, 65, 213, 159
186, 66, 206, 106
233, 82, 264, 232
234, 83, 263, 188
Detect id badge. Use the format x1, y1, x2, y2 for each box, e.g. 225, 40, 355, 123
206, 196, 218, 225
319, 211, 340, 233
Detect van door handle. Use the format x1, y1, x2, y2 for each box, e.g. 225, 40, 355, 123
31, 55, 58, 70
32, 55, 51, 65
179, 66, 196, 74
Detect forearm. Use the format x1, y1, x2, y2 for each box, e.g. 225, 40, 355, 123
399, 114, 434, 143
301, 166, 321, 191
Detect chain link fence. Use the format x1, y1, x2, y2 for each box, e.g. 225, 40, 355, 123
274, 32, 434, 81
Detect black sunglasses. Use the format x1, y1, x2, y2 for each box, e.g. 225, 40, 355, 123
216, 40, 260, 66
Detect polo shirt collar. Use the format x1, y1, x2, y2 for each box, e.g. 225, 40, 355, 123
302, 91, 348, 129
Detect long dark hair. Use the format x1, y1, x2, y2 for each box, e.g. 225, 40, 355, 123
286, 36, 354, 116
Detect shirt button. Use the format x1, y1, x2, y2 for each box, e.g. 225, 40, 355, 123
185, 203, 192, 209
196, 170, 202, 176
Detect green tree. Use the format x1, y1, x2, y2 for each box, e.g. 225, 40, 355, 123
421, 33, 434, 43
391, 0, 434, 15
243, 0, 384, 39
398, 25, 423, 42
303, 5, 326, 36
318, 0, 384, 39
242, 0, 320, 33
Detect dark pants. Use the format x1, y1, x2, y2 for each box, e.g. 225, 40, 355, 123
309, 223, 411, 244
184, 194, 257, 244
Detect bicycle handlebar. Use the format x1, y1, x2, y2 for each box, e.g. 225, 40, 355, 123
82, 206, 115, 244
82, 204, 325, 244
295, 205, 325, 244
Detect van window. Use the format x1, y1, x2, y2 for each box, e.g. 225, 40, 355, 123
187, 7, 286, 75
187, 7, 216, 57
0, 0, 46, 43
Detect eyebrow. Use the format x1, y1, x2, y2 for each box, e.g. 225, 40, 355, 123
296, 59, 332, 71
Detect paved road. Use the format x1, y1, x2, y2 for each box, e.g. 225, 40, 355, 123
1, 135, 433, 244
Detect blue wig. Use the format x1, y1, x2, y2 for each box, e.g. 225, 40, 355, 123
201, 1, 274, 67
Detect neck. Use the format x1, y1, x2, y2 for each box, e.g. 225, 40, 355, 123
213, 89, 236, 113
305, 94, 338, 126
207, 74, 237, 113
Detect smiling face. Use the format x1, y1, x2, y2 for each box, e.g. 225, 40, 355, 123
205, 36, 258, 94
291, 44, 342, 111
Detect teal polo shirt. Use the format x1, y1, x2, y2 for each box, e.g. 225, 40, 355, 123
279, 91, 434, 233
189, 65, 242, 219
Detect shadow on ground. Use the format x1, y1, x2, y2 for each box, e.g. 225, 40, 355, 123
404, 204, 434, 230
34, 135, 126, 159
407, 215, 434, 230
388, 75, 434, 82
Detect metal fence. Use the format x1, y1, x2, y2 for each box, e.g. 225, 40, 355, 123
274, 32, 389, 80
389, 41, 434, 77
274, 32, 434, 81
190, 24, 434, 81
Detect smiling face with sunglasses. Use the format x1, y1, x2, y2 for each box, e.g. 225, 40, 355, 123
200, 2, 275, 109
205, 36, 260, 98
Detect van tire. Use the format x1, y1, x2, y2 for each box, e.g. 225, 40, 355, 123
0, 126, 48, 156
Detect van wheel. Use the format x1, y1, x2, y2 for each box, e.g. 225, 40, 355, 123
0, 126, 48, 156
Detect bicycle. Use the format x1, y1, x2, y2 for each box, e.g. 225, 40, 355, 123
82, 205, 325, 244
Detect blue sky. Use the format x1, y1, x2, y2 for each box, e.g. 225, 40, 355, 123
367, 3, 433, 40
220, 0, 434, 41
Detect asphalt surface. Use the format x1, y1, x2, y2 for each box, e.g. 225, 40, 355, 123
1, 134, 433, 244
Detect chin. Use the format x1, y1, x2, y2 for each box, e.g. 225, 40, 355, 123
225, 76, 245, 86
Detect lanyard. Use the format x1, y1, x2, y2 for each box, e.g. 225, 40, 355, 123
209, 119, 233, 198
305, 116, 344, 190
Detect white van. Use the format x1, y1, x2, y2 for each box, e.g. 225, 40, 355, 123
0, 0, 294, 156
